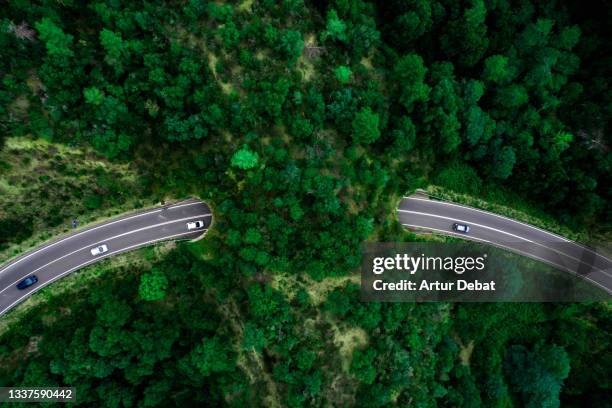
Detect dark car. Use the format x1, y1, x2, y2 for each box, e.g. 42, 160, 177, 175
452, 223, 470, 233
16, 275, 38, 290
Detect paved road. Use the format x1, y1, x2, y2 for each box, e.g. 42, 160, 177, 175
0, 198, 212, 316
398, 195, 612, 294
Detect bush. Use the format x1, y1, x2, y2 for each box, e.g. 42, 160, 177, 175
434, 162, 482, 195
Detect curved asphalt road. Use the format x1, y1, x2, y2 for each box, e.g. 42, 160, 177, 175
0, 198, 212, 316
399, 195, 612, 294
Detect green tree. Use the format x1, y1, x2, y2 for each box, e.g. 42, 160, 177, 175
504, 343, 570, 408
350, 19, 380, 58
334, 65, 352, 84
188, 336, 235, 376
231, 145, 259, 170
242, 323, 268, 352
391, 116, 416, 152
91, 129, 133, 159
386, 0, 433, 46
327, 88, 358, 134
496, 84, 529, 109
394, 54, 430, 112
83, 87, 105, 106
35, 18, 74, 58
277, 30, 304, 62
483, 55, 511, 84
440, 0, 489, 67
99, 28, 131, 72
219, 20, 240, 47
138, 269, 168, 301
490, 145, 516, 179
352, 107, 380, 144
321, 9, 347, 42
351, 349, 377, 384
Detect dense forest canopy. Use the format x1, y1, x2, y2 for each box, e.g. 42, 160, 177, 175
2, 0, 610, 226
0, 0, 610, 407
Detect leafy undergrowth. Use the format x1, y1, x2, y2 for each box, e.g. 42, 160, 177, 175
0, 137, 152, 262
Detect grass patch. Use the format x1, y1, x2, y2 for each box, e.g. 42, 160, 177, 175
297, 33, 319, 82
238, 0, 255, 13
304, 274, 359, 306
458, 339, 475, 366
0, 136, 155, 265
333, 325, 368, 372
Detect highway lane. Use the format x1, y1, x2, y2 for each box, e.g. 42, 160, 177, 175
0, 198, 212, 315
398, 195, 612, 294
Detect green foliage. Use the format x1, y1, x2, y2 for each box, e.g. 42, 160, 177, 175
0, 138, 141, 251
394, 53, 430, 112
84, 193, 103, 210
391, 116, 416, 152
352, 107, 380, 144
490, 145, 516, 179
138, 268, 169, 301
333, 65, 352, 84
206, 3, 233, 22
187, 336, 235, 376
483, 55, 511, 84
242, 323, 267, 352
383, 0, 434, 46
0, 217, 33, 248
35, 18, 74, 58
440, 0, 489, 67
434, 161, 483, 195
99, 29, 130, 71
1, 0, 611, 406
277, 30, 304, 62
231, 145, 259, 170
504, 343, 570, 408
327, 88, 358, 134
496, 84, 529, 109
83, 87, 105, 106
91, 129, 133, 159
425, 62, 462, 153
321, 9, 348, 42
349, 18, 380, 58
350, 349, 377, 384
219, 21, 240, 47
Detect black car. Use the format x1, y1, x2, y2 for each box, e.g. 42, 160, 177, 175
16, 275, 38, 290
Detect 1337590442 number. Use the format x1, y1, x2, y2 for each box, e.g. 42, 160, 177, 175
0, 387, 76, 402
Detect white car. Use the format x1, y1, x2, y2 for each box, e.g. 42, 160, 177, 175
187, 220, 205, 230
91, 244, 109, 256
452, 223, 470, 233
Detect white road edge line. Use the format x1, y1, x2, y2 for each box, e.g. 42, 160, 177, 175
402, 224, 494, 245
0, 230, 199, 316
0, 201, 208, 275
404, 196, 572, 242
398, 209, 611, 277
0, 214, 210, 294
402, 224, 612, 295
404, 196, 612, 263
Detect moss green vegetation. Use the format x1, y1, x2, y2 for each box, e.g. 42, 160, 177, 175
0, 137, 151, 260
0, 0, 611, 407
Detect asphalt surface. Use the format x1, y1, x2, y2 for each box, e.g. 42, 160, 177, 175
398, 195, 612, 294
0, 198, 211, 316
